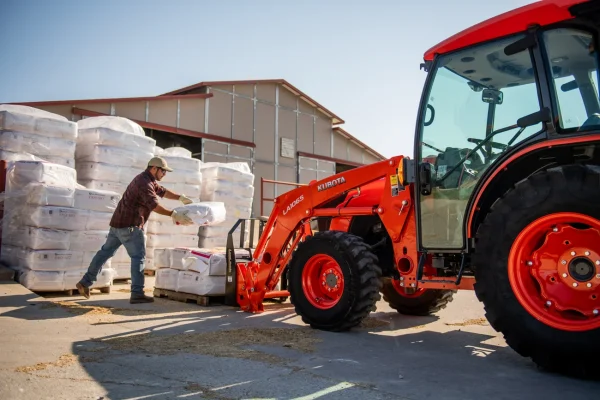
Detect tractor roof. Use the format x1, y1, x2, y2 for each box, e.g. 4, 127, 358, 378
423, 0, 588, 61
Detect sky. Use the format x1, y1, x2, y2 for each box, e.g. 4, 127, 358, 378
0, 0, 538, 158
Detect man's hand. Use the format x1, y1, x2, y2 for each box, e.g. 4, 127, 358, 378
172, 209, 194, 225
179, 194, 193, 205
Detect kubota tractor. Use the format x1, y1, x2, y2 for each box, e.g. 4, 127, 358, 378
225, 0, 600, 378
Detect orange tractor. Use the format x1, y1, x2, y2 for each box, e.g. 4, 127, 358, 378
225, 0, 600, 377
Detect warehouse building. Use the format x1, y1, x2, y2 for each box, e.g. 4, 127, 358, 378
16, 79, 385, 217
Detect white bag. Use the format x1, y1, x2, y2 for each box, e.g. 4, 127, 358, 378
17, 249, 84, 271
173, 202, 226, 226
147, 219, 199, 235
75, 144, 153, 169
200, 162, 254, 185
77, 125, 155, 152
161, 155, 201, 172
162, 146, 192, 158
160, 169, 202, 185
200, 179, 254, 200
19, 270, 65, 291
76, 162, 139, 183
0, 131, 76, 159
113, 262, 131, 279
63, 267, 114, 290
85, 210, 112, 230
4, 184, 75, 208
74, 187, 121, 212
77, 115, 146, 137
0, 104, 77, 139
7, 160, 76, 190
20, 206, 89, 231
159, 182, 201, 199
176, 270, 224, 295
155, 268, 179, 291
3, 226, 71, 250
201, 188, 254, 209
146, 233, 198, 249
78, 179, 128, 194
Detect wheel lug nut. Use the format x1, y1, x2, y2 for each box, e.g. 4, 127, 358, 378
573, 282, 579, 287
561, 260, 567, 265
546, 301, 552, 307
587, 283, 593, 288
594, 310, 599, 315
527, 261, 533, 266
596, 260, 600, 266
553, 227, 558, 232
411, 283, 416, 287
586, 251, 591, 256
562, 273, 568, 278
571, 251, 576, 256
597, 274, 600, 279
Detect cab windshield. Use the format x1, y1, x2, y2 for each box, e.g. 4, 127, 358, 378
417, 29, 599, 249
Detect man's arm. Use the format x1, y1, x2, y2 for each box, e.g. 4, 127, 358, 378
163, 188, 181, 200
161, 186, 194, 204
153, 203, 173, 216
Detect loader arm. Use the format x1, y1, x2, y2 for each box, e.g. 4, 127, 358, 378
236, 155, 413, 313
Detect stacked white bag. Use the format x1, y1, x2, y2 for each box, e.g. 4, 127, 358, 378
75, 116, 155, 195
154, 247, 252, 296
198, 162, 255, 247
0, 160, 117, 292
0, 104, 78, 168
146, 146, 203, 272
75, 116, 155, 277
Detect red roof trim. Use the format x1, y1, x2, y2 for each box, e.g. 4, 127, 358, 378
333, 127, 385, 160
161, 79, 345, 125
11, 93, 212, 107
423, 0, 583, 61
72, 107, 256, 148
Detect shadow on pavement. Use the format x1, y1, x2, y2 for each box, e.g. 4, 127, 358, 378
61, 298, 600, 400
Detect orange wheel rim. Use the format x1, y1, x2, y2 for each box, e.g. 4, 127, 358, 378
509, 212, 600, 332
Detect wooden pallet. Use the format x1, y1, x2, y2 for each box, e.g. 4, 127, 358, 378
34, 286, 112, 297
153, 288, 224, 306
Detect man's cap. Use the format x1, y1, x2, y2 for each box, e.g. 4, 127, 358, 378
147, 156, 173, 172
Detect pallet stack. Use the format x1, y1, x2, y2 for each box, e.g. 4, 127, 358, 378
146, 146, 203, 274
198, 162, 255, 248
0, 157, 116, 293
75, 116, 155, 277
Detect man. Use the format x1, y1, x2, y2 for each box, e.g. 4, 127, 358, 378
76, 156, 194, 303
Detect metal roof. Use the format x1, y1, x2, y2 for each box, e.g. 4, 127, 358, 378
423, 0, 587, 61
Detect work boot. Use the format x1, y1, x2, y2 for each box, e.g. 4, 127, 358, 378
76, 282, 90, 299
130, 292, 154, 304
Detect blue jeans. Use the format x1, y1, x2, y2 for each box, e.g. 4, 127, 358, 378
80, 226, 146, 295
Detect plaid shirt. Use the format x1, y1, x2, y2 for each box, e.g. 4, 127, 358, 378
109, 170, 166, 229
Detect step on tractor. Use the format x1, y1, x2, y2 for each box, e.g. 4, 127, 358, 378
225, 0, 600, 378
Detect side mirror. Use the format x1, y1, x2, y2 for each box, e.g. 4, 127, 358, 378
419, 162, 432, 196
482, 88, 503, 105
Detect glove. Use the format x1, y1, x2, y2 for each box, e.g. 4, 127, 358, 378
179, 194, 193, 205
171, 209, 194, 226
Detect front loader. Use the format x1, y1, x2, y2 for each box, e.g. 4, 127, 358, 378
226, 0, 600, 378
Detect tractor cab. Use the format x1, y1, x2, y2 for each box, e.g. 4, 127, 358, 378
415, 5, 600, 249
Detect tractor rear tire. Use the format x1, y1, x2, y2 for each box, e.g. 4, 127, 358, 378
381, 278, 455, 316
473, 164, 600, 378
288, 231, 383, 331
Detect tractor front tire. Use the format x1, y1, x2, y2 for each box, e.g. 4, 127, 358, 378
288, 231, 383, 331
473, 165, 600, 378
381, 278, 455, 316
